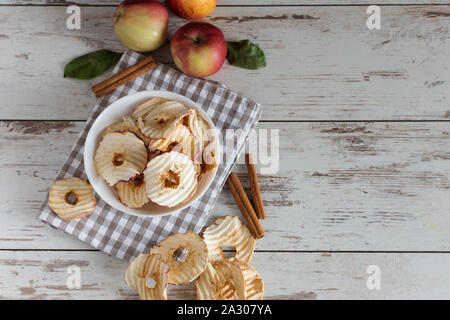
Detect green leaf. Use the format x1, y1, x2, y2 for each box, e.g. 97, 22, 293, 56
226, 40, 266, 70
64, 49, 123, 79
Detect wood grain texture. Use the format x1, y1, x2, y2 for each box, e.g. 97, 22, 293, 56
1, 2, 449, 300
0, 6, 449, 120
1, 121, 449, 251
1, 250, 449, 300
2, 1, 450, 5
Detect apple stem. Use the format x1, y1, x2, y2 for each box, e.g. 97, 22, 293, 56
184, 33, 201, 44
114, 11, 122, 23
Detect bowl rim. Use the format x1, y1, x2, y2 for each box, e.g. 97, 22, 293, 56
83, 90, 220, 218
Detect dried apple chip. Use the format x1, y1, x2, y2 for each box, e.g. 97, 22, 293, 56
148, 123, 199, 161
94, 132, 148, 186
195, 261, 246, 300
102, 121, 126, 137
48, 177, 96, 221
186, 111, 218, 172
202, 216, 256, 264
150, 231, 208, 285
187, 109, 211, 151
125, 253, 169, 300
122, 115, 149, 145
144, 151, 197, 207
115, 175, 149, 208
236, 262, 264, 300
139, 101, 191, 139
131, 97, 167, 120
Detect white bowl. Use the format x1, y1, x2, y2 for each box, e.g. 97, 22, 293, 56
84, 90, 220, 218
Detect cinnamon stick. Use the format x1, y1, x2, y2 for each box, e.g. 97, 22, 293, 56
92, 56, 157, 98
227, 172, 264, 239
245, 153, 266, 219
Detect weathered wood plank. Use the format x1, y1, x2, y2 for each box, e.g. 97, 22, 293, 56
1, 121, 449, 250
0, 6, 449, 120
1, 250, 449, 299
2, 1, 449, 5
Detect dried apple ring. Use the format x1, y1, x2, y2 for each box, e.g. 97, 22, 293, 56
187, 109, 211, 152
144, 151, 198, 207
131, 97, 167, 120
48, 177, 96, 221
202, 216, 255, 264
102, 121, 126, 137
94, 132, 148, 186
195, 261, 246, 300
148, 123, 199, 161
122, 115, 150, 145
138, 101, 190, 139
115, 175, 148, 208
236, 262, 264, 300
125, 253, 169, 300
150, 231, 208, 285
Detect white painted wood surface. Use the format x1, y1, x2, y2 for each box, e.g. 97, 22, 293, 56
3, 1, 450, 5
0, 0, 449, 299
1, 121, 449, 251
0, 6, 449, 120
1, 251, 450, 300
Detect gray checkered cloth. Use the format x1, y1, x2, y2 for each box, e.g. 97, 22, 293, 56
38, 50, 261, 262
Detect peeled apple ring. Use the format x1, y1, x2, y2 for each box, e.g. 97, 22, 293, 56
48, 177, 97, 221
94, 131, 148, 186
150, 231, 208, 285
202, 216, 255, 264
236, 261, 264, 300
115, 175, 149, 209
125, 253, 169, 300
195, 261, 246, 300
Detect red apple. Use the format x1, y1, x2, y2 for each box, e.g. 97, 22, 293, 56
170, 22, 226, 78
113, 0, 168, 52
166, 0, 217, 20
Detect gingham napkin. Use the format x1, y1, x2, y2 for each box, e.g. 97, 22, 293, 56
39, 50, 261, 262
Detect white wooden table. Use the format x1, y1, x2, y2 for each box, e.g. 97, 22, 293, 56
1, 1, 449, 299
